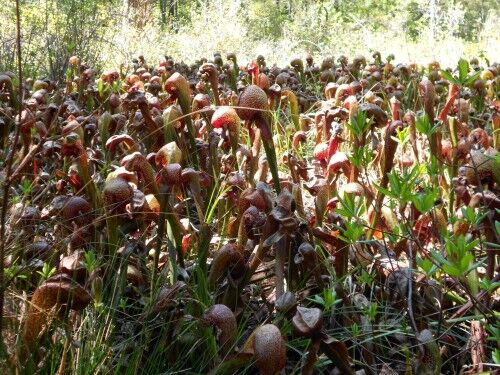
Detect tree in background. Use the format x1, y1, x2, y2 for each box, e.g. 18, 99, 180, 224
0, 0, 115, 79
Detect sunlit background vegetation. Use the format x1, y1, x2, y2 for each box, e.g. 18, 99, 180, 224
0, 0, 498, 79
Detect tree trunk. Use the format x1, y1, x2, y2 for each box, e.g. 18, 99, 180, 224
159, 0, 167, 26
169, 0, 175, 18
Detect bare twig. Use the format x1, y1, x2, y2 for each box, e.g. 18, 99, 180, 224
469, 320, 486, 373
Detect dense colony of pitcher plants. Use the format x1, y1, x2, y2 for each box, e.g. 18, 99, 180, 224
0, 51, 498, 374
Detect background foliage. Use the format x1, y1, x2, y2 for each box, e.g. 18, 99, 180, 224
0, 0, 498, 78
